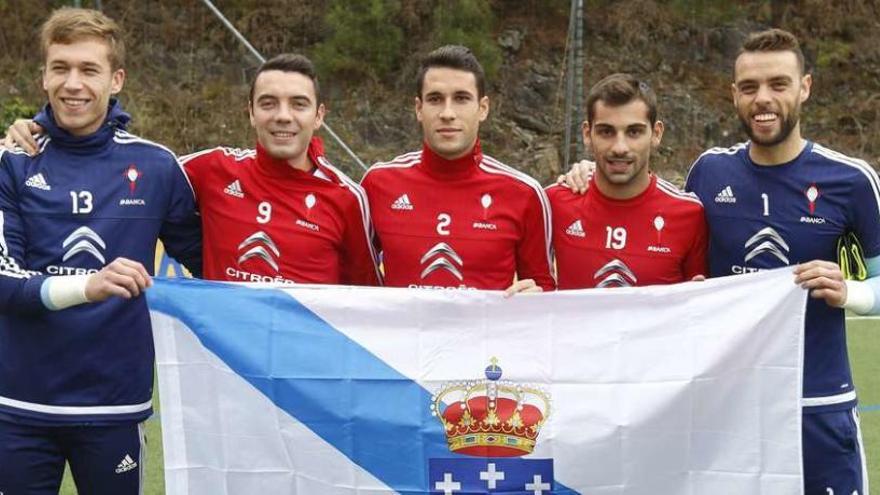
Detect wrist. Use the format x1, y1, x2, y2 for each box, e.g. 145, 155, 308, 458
40, 275, 92, 310
843, 279, 875, 314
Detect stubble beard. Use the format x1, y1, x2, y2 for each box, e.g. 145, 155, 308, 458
739, 105, 800, 147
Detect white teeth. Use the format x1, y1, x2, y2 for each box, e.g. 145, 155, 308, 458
754, 113, 776, 122
61, 98, 88, 107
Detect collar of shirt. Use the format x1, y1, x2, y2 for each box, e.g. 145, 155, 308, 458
254, 136, 329, 182
589, 173, 657, 207
419, 139, 483, 181
35, 98, 129, 154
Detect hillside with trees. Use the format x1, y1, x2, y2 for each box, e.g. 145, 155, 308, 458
1, 0, 878, 184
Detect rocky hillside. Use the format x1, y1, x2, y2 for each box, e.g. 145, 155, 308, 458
1, 0, 877, 185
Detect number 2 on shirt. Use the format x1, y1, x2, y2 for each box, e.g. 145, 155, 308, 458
437, 213, 451, 236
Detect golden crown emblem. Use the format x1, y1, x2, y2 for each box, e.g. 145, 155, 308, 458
430, 358, 552, 457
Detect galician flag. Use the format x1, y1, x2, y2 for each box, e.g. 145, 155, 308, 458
147, 268, 806, 495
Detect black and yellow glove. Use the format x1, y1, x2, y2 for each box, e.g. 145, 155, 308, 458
837, 232, 868, 281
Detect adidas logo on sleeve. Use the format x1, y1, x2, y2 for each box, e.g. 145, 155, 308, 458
714, 186, 737, 204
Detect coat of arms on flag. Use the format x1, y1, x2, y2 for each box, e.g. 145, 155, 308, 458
148, 268, 806, 494
430, 358, 554, 493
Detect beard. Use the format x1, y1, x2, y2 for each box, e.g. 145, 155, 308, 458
738, 106, 800, 147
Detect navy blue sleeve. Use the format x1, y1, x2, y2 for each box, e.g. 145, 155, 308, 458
684, 156, 702, 194
159, 158, 203, 278
849, 162, 880, 259
0, 150, 49, 313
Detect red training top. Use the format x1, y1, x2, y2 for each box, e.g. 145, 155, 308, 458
362, 141, 555, 290
180, 137, 381, 285
546, 175, 707, 289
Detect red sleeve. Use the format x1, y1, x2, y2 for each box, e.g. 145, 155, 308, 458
359, 170, 384, 257
339, 185, 382, 286
516, 187, 557, 291
682, 208, 709, 280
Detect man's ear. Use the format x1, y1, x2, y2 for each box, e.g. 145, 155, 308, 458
652, 120, 665, 147
581, 121, 591, 148
478, 95, 489, 122
799, 73, 812, 104
414, 96, 423, 123
110, 68, 126, 95
314, 103, 326, 130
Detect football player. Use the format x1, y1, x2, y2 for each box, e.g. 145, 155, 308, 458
546, 73, 707, 289
179, 54, 380, 286
0, 8, 201, 493
360, 45, 555, 295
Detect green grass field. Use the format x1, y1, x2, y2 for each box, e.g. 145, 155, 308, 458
849, 317, 880, 482
59, 317, 880, 494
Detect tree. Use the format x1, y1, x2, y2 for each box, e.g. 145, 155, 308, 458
432, 0, 503, 80
314, 0, 404, 82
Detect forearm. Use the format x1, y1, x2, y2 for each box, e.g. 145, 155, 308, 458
0, 273, 51, 313
843, 256, 880, 315
40, 275, 91, 310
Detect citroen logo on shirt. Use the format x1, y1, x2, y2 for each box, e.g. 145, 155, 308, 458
420, 242, 464, 281
62, 226, 106, 264
237, 231, 281, 272
744, 227, 790, 265
594, 259, 637, 288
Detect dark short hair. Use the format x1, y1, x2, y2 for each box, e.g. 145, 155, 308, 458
416, 45, 486, 98
585, 73, 658, 125
738, 28, 806, 75
249, 53, 321, 104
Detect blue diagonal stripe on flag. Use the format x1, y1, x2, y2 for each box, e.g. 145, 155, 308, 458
148, 278, 577, 494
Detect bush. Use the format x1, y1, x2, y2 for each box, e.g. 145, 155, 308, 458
314, 0, 404, 82
0, 97, 40, 130
431, 0, 502, 80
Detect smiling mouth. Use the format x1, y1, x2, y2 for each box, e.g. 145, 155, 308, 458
271, 131, 298, 139
752, 112, 778, 123
60, 97, 90, 109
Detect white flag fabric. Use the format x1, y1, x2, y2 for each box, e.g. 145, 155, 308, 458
148, 268, 806, 495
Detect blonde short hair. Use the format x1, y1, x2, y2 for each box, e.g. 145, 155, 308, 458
40, 7, 125, 70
